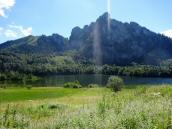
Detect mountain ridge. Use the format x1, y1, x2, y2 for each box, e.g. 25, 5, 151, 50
1, 12, 172, 65
0, 33, 68, 54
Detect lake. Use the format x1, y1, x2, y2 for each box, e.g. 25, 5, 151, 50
1, 74, 172, 87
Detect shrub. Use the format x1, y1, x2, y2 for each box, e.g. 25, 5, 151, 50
48, 105, 58, 109
26, 85, 32, 90
107, 76, 124, 92
63, 80, 82, 88
0, 84, 7, 89
48, 104, 66, 110
87, 84, 99, 88
0, 73, 6, 80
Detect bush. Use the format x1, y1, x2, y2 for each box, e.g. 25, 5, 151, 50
87, 84, 99, 88
107, 76, 124, 92
0, 84, 7, 89
26, 85, 32, 90
0, 73, 6, 80
48, 104, 66, 110
64, 80, 82, 88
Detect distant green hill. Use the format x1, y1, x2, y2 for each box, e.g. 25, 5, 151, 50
0, 34, 68, 54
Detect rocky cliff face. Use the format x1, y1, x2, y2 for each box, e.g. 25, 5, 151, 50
69, 13, 172, 65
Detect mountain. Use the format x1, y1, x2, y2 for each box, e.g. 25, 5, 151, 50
69, 13, 172, 65
1, 12, 172, 65
0, 34, 68, 54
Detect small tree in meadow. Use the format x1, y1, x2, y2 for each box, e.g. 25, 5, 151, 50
107, 76, 124, 92
63, 80, 82, 88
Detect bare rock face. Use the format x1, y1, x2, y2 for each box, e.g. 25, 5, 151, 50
69, 12, 172, 65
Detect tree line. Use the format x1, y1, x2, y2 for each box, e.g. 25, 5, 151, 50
1, 52, 172, 80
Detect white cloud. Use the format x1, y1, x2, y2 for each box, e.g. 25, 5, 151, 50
22, 27, 32, 36
4, 29, 17, 37
9, 25, 33, 36
0, 24, 33, 40
161, 29, 172, 38
0, 0, 15, 17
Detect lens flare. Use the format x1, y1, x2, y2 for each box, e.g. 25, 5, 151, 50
107, 0, 111, 31
93, 23, 102, 65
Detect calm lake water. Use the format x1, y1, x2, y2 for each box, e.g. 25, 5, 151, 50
1, 74, 172, 87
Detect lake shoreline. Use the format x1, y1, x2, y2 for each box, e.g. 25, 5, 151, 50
1, 74, 172, 87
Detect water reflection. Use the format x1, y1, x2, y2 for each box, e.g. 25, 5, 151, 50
1, 74, 172, 87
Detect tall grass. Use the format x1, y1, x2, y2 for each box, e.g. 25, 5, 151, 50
0, 86, 171, 129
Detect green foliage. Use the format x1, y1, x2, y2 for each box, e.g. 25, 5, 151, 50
0, 72, 23, 81
87, 84, 99, 88
48, 104, 66, 110
0, 84, 7, 89
1, 105, 29, 128
102, 65, 172, 77
0, 71, 39, 82
64, 80, 82, 88
1, 52, 172, 78
26, 85, 32, 90
107, 76, 124, 92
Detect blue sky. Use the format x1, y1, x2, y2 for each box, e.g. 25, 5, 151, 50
0, 0, 172, 43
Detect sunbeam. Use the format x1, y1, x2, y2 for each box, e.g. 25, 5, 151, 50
107, 0, 111, 31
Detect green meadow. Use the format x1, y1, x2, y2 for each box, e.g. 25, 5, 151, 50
0, 86, 172, 129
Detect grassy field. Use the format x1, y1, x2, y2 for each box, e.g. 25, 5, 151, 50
0, 85, 172, 129
0, 87, 99, 103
